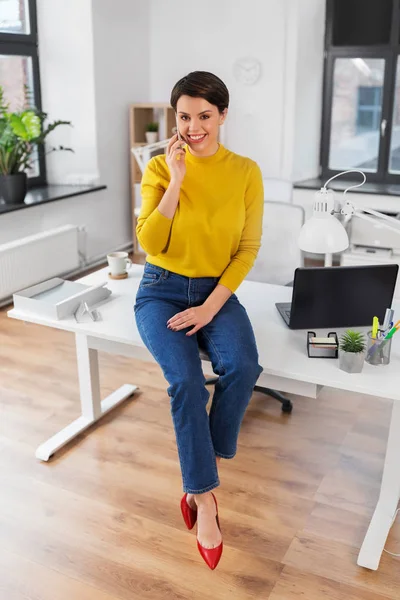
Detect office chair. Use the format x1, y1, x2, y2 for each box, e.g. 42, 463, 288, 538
204, 199, 305, 414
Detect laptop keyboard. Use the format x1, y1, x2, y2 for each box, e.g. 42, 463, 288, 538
285, 310, 291, 318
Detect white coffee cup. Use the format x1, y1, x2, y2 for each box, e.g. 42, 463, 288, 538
107, 251, 132, 276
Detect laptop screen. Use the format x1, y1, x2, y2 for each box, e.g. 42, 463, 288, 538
290, 264, 399, 329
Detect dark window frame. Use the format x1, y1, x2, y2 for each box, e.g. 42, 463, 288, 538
321, 0, 400, 184
0, 0, 46, 187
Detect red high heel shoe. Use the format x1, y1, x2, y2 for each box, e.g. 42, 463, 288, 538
180, 493, 197, 530
197, 493, 223, 570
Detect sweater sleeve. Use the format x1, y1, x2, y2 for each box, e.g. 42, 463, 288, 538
218, 163, 264, 293
136, 157, 173, 255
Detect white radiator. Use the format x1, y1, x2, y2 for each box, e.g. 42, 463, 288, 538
0, 225, 81, 301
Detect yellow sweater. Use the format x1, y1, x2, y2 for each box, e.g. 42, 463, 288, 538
136, 144, 264, 293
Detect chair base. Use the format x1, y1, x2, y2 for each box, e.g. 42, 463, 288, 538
254, 385, 293, 413
204, 378, 293, 413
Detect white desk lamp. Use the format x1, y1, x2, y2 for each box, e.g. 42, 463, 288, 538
298, 169, 400, 266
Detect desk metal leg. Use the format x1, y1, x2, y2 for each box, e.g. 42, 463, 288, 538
357, 400, 400, 570
35, 333, 138, 461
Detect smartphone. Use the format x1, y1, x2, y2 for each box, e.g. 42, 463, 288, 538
176, 117, 184, 160
176, 117, 183, 142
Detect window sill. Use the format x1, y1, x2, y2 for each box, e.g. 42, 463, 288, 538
0, 183, 107, 216
294, 178, 400, 198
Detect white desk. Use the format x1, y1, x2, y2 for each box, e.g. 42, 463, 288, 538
7, 264, 400, 571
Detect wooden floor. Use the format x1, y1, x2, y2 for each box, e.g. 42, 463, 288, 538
1, 269, 400, 599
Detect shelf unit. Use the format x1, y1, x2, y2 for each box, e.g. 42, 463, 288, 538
129, 103, 175, 254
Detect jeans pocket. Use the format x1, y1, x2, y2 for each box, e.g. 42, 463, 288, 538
140, 271, 163, 288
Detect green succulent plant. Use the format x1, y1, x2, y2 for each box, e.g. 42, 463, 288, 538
145, 121, 159, 132
339, 330, 366, 354
0, 85, 73, 176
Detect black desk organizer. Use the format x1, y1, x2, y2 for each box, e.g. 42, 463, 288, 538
307, 331, 338, 359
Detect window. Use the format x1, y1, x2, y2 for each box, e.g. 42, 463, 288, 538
0, 0, 45, 185
389, 60, 400, 173
357, 86, 382, 134
321, 0, 400, 183
328, 59, 384, 172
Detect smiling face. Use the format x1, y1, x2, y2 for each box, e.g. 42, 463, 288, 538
176, 95, 227, 157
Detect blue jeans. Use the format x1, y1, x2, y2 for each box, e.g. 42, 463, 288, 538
134, 263, 263, 494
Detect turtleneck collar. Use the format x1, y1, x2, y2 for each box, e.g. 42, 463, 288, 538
184, 143, 228, 164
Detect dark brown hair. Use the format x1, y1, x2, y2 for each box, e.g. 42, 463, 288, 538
170, 71, 229, 114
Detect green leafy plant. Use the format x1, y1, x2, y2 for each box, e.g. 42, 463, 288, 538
0, 85, 73, 176
339, 330, 366, 354
145, 121, 159, 132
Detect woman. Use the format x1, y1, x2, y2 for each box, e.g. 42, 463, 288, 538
134, 71, 264, 570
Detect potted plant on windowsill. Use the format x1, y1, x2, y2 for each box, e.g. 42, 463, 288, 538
339, 329, 366, 373
0, 85, 73, 205
145, 122, 159, 144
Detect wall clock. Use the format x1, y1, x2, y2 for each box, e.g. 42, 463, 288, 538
233, 58, 262, 85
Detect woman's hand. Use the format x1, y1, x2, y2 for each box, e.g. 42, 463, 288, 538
167, 304, 215, 336
166, 133, 186, 185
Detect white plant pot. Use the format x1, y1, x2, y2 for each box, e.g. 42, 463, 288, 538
145, 132, 158, 143
339, 349, 366, 373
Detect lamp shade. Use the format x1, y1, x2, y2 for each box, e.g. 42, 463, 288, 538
298, 188, 350, 255
298, 215, 349, 254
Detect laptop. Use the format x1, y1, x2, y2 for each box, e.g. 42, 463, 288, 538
276, 264, 399, 329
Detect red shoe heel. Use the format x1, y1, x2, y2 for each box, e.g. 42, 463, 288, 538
197, 493, 223, 570
180, 493, 197, 530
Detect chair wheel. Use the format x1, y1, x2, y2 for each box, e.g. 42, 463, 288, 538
282, 401, 293, 414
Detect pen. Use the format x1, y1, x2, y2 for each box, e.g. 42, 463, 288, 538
385, 323, 399, 340
383, 308, 394, 330
384, 321, 393, 335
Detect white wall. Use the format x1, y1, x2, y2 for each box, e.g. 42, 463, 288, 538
149, 0, 325, 181
292, 0, 326, 181
91, 0, 150, 255
149, 0, 286, 177
37, 0, 99, 184
0, 0, 150, 261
